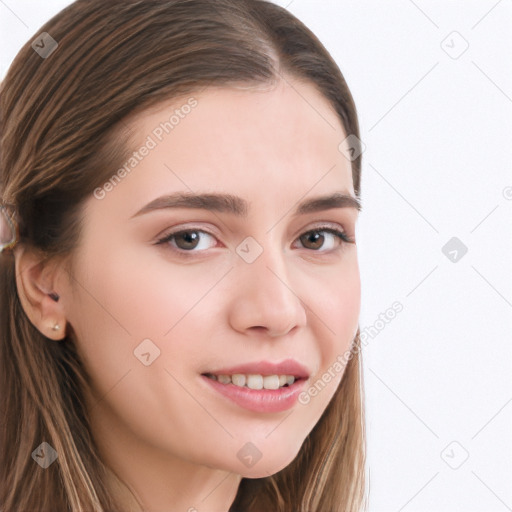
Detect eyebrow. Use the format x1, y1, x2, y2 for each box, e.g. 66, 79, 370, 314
131, 191, 361, 219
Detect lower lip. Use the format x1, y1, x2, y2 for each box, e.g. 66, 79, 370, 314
200, 375, 307, 413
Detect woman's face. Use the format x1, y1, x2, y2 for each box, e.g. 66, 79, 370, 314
62, 77, 360, 481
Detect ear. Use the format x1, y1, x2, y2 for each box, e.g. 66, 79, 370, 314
14, 246, 68, 340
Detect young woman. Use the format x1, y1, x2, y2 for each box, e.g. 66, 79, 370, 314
0, 0, 367, 510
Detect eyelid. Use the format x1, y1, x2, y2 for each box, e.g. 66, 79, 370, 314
154, 221, 354, 256
155, 226, 220, 254
298, 221, 350, 237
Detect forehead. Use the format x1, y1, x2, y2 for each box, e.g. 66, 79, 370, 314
82, 77, 357, 232
123, 77, 353, 191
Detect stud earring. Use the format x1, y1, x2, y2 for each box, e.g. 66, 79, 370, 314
52, 323, 61, 331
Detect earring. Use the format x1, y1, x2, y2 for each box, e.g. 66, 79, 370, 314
52, 323, 61, 331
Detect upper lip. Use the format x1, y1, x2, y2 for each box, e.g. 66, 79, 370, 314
203, 358, 310, 379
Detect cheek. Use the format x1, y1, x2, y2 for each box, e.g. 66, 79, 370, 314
67, 247, 226, 387
73, 244, 216, 337
298, 258, 360, 411
307, 255, 361, 351
65, 249, 221, 448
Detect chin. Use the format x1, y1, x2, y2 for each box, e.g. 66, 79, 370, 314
238, 454, 298, 479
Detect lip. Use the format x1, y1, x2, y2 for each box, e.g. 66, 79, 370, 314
200, 374, 308, 413
202, 358, 310, 379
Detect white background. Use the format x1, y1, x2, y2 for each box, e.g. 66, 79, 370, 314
1, 1, 511, 511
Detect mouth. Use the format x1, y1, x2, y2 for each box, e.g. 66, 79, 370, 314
201, 358, 310, 391
200, 367, 309, 413
201, 372, 306, 390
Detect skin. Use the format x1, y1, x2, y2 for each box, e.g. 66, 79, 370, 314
15, 76, 361, 512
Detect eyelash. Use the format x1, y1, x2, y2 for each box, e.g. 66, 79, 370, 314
155, 225, 355, 258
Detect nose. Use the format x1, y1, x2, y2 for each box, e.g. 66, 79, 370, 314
227, 242, 307, 338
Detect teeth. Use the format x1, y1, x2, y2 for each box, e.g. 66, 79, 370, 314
247, 374, 263, 390
262, 375, 280, 390
231, 374, 246, 387
206, 373, 297, 389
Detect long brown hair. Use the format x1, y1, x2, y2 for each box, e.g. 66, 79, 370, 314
0, 1, 366, 510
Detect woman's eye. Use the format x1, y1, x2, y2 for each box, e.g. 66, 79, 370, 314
296, 228, 354, 251
156, 229, 217, 253
155, 226, 354, 257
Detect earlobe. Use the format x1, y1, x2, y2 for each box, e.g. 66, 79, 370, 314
14, 246, 67, 340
